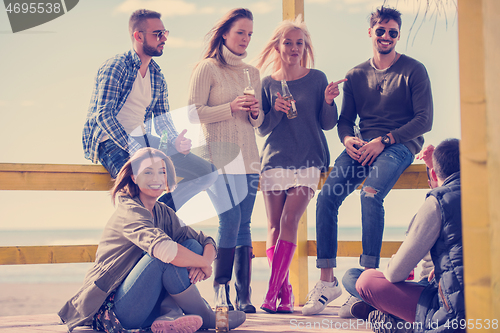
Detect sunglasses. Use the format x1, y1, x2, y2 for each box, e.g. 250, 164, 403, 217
140, 29, 169, 41
375, 28, 399, 39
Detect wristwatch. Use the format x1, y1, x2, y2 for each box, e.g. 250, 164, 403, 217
381, 134, 391, 147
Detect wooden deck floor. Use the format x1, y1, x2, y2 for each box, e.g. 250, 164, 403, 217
0, 306, 373, 332
0, 274, 377, 332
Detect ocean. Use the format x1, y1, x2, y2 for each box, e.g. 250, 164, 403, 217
0, 226, 409, 284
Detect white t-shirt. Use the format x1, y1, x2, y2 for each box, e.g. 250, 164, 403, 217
101, 68, 152, 143
117, 68, 152, 136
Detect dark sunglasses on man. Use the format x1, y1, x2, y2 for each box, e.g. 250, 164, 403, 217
375, 28, 398, 39
140, 29, 169, 41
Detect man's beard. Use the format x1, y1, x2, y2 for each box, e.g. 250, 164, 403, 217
143, 40, 163, 57
377, 48, 393, 55
376, 41, 394, 55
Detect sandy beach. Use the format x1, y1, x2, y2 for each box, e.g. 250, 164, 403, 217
0, 283, 84, 317
0, 258, 377, 333
0, 255, 368, 318
0, 277, 353, 318
0, 282, 228, 317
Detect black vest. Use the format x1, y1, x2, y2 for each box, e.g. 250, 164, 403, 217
415, 172, 464, 332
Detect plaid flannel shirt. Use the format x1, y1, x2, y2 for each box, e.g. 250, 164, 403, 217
82, 49, 178, 163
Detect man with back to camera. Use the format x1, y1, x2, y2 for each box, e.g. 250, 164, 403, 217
82, 9, 216, 211
354, 138, 464, 333
302, 6, 433, 316
338, 144, 438, 323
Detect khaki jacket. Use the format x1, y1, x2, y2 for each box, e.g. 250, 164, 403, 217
58, 195, 215, 331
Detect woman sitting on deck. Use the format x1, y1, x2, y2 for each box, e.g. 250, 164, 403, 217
58, 148, 245, 333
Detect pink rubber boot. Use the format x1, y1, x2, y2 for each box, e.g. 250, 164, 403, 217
261, 240, 296, 313
266, 246, 294, 313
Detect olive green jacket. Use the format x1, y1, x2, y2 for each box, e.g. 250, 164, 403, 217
58, 195, 215, 331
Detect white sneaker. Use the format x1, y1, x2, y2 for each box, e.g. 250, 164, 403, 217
338, 295, 357, 318
302, 280, 342, 315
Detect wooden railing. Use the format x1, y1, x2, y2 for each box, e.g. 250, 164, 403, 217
0, 163, 428, 304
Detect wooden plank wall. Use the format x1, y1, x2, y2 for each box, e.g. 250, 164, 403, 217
0, 162, 427, 304
0, 162, 426, 265
0, 240, 405, 265
0, 163, 427, 192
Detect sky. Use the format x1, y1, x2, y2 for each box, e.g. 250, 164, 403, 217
0, 0, 460, 233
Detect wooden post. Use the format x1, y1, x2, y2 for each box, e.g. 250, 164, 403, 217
283, 0, 304, 21
281, 0, 308, 306
458, 0, 500, 324
289, 209, 309, 306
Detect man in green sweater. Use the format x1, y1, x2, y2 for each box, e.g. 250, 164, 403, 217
303, 6, 433, 316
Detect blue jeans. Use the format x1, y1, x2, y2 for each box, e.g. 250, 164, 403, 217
343, 268, 365, 300
316, 144, 414, 268
343, 268, 430, 303
113, 239, 203, 329
98, 134, 217, 211
206, 174, 259, 248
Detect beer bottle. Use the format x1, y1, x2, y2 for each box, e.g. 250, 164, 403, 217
215, 284, 229, 333
159, 130, 169, 153
243, 68, 254, 96
280, 79, 298, 119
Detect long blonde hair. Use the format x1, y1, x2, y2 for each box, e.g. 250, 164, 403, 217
255, 15, 314, 74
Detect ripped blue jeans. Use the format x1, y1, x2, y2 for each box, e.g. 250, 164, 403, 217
316, 144, 414, 268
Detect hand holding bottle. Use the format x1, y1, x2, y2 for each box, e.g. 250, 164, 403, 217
230, 68, 259, 115
230, 95, 259, 113
343, 135, 366, 161
280, 79, 297, 119
274, 92, 293, 113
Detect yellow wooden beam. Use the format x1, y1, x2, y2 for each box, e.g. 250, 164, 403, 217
318, 164, 428, 190
282, 0, 306, 304
0, 163, 427, 191
458, 0, 500, 323
0, 241, 403, 265
0, 163, 108, 173
0, 163, 113, 191
307, 240, 403, 259
0, 161, 424, 306
289, 211, 309, 305
252, 240, 267, 258
483, 0, 500, 320
0, 160, 425, 306
282, 0, 304, 20
0, 163, 188, 191
0, 245, 98, 265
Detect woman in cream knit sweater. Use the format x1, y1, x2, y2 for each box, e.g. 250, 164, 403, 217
188, 8, 263, 314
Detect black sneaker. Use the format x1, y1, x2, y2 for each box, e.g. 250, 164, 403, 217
367, 310, 414, 333
350, 298, 375, 320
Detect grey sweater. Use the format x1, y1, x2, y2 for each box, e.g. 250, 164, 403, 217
384, 196, 441, 283
338, 54, 433, 155
257, 69, 338, 172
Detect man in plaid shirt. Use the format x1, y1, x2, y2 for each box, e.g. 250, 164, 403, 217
83, 9, 216, 211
